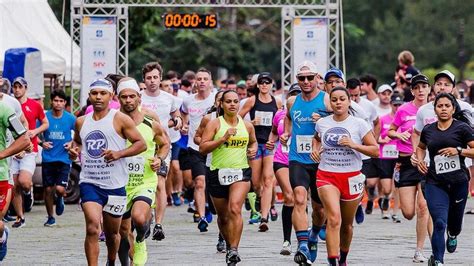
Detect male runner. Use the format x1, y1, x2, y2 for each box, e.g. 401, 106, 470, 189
67, 79, 146, 266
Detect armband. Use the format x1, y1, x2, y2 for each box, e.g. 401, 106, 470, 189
8, 114, 27, 137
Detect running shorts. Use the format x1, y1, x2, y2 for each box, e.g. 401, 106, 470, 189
289, 160, 321, 203
316, 169, 365, 201
207, 168, 251, 198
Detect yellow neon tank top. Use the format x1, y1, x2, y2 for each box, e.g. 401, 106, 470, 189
211, 116, 249, 171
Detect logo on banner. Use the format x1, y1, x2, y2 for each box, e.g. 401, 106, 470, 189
93, 61, 106, 68
85, 130, 108, 158
96, 30, 103, 38
307, 31, 314, 38
323, 127, 351, 147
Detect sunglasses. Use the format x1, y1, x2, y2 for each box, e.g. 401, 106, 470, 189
258, 80, 272, 85
297, 75, 315, 82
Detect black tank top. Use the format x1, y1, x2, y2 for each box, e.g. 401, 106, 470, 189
250, 95, 278, 144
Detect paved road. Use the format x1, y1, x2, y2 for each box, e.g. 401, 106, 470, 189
4, 198, 474, 265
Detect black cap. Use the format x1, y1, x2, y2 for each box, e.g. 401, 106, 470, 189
411, 74, 429, 88
391, 93, 404, 105
288, 83, 302, 95
257, 72, 272, 83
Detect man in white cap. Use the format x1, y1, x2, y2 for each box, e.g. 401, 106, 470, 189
280, 60, 330, 264
374, 84, 394, 117
66, 78, 146, 266
116, 78, 170, 266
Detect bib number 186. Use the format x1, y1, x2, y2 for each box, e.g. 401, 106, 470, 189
218, 169, 243, 186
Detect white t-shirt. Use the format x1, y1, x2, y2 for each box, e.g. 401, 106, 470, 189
375, 104, 391, 117
177, 89, 191, 99
168, 96, 183, 143
357, 98, 378, 127
182, 92, 215, 151
1, 93, 22, 117
414, 99, 473, 132
317, 115, 371, 173
141, 90, 179, 141
350, 100, 371, 126
371, 97, 380, 106
239, 98, 251, 121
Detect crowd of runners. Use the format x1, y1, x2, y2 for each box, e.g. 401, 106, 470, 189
0, 50, 473, 266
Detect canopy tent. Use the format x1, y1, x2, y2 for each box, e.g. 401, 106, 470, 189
0, 0, 80, 82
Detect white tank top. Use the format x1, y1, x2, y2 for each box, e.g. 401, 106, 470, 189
79, 109, 128, 189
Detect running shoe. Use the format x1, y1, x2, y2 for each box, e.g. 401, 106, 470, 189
0, 226, 9, 261
280, 240, 291, 256
12, 217, 25, 228
133, 240, 148, 265
244, 197, 251, 211
23, 190, 34, 213
446, 233, 457, 253
193, 212, 201, 223
381, 211, 390, 220
226, 249, 241, 265
44, 216, 56, 227
171, 192, 182, 206
294, 245, 311, 265
355, 204, 364, 224
428, 255, 444, 266
413, 250, 428, 263
308, 229, 318, 262
205, 207, 213, 224
258, 218, 269, 232
365, 200, 373, 214
99, 231, 106, 242
55, 196, 65, 216
2, 215, 15, 223
198, 217, 208, 232
216, 234, 226, 253
270, 206, 278, 221
187, 201, 196, 213
152, 224, 165, 241
248, 212, 261, 224
318, 225, 326, 241
391, 214, 401, 223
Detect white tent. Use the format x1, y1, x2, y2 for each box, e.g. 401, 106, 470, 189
0, 0, 80, 82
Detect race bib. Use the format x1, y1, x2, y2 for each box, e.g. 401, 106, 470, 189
103, 195, 127, 216
281, 138, 291, 154
218, 168, 243, 186
296, 135, 313, 154
348, 173, 365, 196
382, 145, 399, 159
127, 156, 145, 175
255, 111, 273, 126
434, 155, 460, 174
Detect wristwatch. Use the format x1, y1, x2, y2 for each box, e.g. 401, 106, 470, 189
456, 146, 463, 155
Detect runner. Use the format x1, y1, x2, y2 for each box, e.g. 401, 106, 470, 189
11, 77, 49, 228
374, 84, 394, 117
199, 90, 257, 265
377, 93, 404, 220
267, 83, 301, 255
239, 72, 282, 231
181, 68, 216, 232
280, 61, 331, 265
66, 78, 146, 265
0, 102, 30, 261
40, 90, 76, 226
193, 90, 226, 252
312, 86, 378, 266
387, 74, 431, 262
116, 78, 170, 266
415, 93, 472, 266
139, 62, 182, 241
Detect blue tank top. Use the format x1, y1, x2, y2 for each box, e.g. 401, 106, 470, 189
289, 91, 329, 164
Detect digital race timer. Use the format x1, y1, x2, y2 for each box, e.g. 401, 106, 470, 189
163, 13, 218, 29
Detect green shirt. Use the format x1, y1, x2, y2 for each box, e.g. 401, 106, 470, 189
211, 116, 249, 171
0, 102, 15, 181
125, 116, 158, 190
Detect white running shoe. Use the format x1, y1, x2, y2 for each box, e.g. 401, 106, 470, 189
413, 250, 428, 263
280, 240, 291, 256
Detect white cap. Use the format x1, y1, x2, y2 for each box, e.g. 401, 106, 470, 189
296, 61, 318, 76
117, 78, 140, 94
434, 70, 455, 85
377, 84, 393, 93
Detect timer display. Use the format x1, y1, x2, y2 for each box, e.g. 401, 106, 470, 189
163, 13, 218, 29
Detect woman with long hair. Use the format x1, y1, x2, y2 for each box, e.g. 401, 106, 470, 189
416, 93, 474, 266
311, 87, 378, 265
200, 90, 257, 265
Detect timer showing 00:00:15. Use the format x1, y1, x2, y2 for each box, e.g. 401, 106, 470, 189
163, 13, 218, 29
